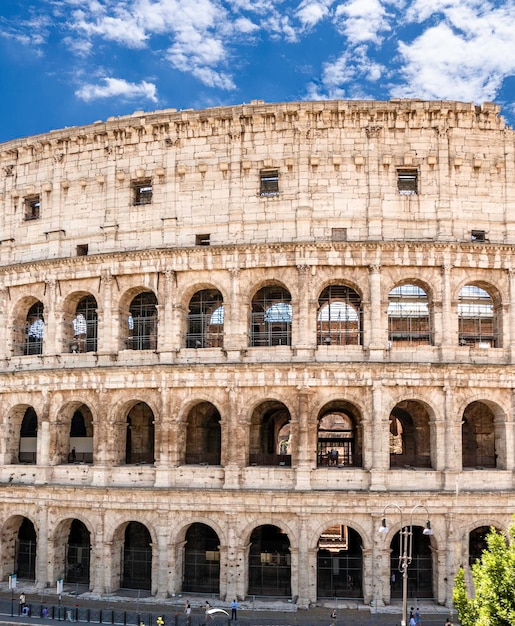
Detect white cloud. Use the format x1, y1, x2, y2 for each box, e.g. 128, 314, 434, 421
393, 4, 515, 102
75, 77, 158, 102
295, 0, 335, 29
334, 0, 391, 44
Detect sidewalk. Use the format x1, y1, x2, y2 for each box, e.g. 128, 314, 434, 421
0, 586, 457, 626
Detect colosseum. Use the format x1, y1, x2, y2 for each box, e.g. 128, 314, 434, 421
0, 98, 513, 610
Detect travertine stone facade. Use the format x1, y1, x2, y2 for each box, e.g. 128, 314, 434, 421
0, 99, 514, 608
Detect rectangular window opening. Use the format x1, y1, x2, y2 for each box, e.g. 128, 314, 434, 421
471, 230, 486, 243
195, 234, 211, 246
24, 195, 41, 221
76, 244, 89, 256
332, 228, 347, 242
397, 169, 418, 195
132, 180, 153, 205
260, 169, 279, 196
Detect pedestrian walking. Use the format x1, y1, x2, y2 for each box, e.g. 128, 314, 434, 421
415, 607, 421, 624
205, 601, 212, 622
184, 601, 191, 626
331, 608, 337, 626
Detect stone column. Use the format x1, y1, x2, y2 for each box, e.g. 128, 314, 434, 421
223, 386, 242, 489
370, 381, 388, 490
0, 288, 8, 360
98, 272, 116, 356
368, 264, 385, 360
44, 279, 58, 355
224, 516, 246, 600
36, 509, 49, 589
294, 264, 314, 351
157, 270, 175, 355
443, 383, 461, 490
155, 386, 171, 487
435, 126, 453, 241
365, 125, 383, 239
508, 268, 515, 363
440, 264, 454, 360
224, 268, 246, 354
296, 514, 315, 606
295, 388, 313, 490
154, 521, 170, 598
372, 515, 390, 607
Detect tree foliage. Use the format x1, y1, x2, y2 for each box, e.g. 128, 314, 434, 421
453, 521, 515, 626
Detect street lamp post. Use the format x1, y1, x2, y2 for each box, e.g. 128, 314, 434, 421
378, 504, 433, 626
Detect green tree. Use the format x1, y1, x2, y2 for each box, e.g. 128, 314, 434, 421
453, 521, 515, 625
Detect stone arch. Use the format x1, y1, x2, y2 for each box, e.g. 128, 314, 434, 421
456, 280, 502, 348
247, 524, 292, 597
119, 288, 158, 351
389, 399, 434, 469
316, 283, 363, 346
62, 291, 99, 354
183, 401, 221, 465
185, 287, 225, 348
316, 400, 363, 468
52, 517, 93, 585
461, 400, 506, 469
316, 522, 365, 599
52, 401, 95, 465
181, 522, 221, 594
250, 282, 292, 347
6, 405, 39, 465
384, 522, 435, 600
387, 279, 433, 347
249, 399, 292, 466
12, 298, 45, 356
0, 515, 38, 581
112, 520, 154, 591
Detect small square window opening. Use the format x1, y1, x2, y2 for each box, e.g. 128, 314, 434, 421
397, 169, 418, 195
471, 230, 486, 242
77, 244, 89, 256
260, 169, 279, 196
24, 195, 41, 221
133, 180, 153, 205
195, 234, 211, 246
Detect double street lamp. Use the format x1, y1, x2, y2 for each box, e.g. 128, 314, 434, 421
378, 504, 433, 626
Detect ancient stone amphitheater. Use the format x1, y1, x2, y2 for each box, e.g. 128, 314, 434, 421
0, 98, 513, 609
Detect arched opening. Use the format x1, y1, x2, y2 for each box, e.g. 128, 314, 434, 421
468, 526, 501, 566
185, 402, 221, 465
66, 520, 91, 584
69, 406, 94, 463
250, 286, 292, 347
248, 525, 291, 596
182, 523, 220, 593
388, 284, 432, 346
16, 518, 37, 580
317, 525, 363, 598
389, 527, 433, 599
186, 289, 224, 348
22, 302, 45, 356
19, 408, 38, 464
389, 401, 431, 468
121, 522, 152, 590
462, 402, 496, 468
69, 295, 98, 353
125, 403, 155, 465
317, 402, 362, 467
317, 285, 362, 345
249, 401, 291, 466
458, 284, 500, 347
126, 292, 158, 350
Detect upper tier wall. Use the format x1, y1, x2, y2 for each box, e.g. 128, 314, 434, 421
0, 99, 513, 267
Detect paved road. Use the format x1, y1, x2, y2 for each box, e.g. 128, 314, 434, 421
0, 590, 458, 626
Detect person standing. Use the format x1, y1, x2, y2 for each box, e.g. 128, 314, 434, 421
231, 599, 238, 621
205, 601, 212, 622
415, 607, 421, 624
19, 593, 26, 615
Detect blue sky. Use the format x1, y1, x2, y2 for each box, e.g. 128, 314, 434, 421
2, 0, 515, 143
